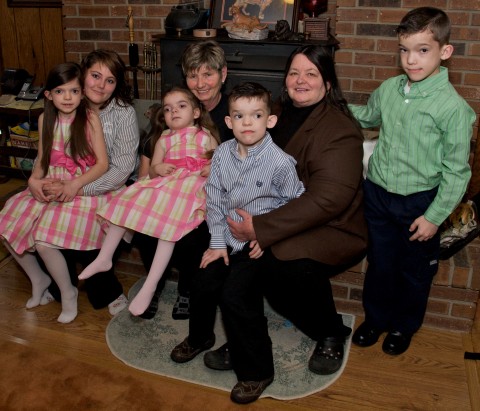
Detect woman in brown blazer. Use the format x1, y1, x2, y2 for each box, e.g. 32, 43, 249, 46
220, 45, 368, 403
170, 45, 368, 405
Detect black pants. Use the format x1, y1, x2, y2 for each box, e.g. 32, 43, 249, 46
132, 221, 210, 297
189, 246, 350, 381
362, 179, 440, 334
187, 244, 271, 381
45, 248, 124, 309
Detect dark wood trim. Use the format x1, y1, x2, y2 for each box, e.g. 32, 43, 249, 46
7, 0, 61, 8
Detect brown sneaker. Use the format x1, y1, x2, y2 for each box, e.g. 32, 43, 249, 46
170, 335, 215, 363
230, 376, 274, 404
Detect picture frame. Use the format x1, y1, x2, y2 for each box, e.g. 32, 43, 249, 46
210, 0, 299, 32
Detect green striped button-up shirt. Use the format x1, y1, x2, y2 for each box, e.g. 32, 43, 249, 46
350, 67, 476, 226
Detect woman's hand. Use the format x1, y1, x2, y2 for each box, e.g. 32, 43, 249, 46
57, 179, 81, 202
200, 248, 229, 268
409, 215, 439, 242
42, 180, 64, 199
227, 209, 256, 242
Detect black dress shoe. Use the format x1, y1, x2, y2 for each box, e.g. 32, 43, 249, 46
230, 376, 274, 404
308, 336, 345, 375
352, 322, 383, 347
382, 331, 412, 355
204, 343, 232, 370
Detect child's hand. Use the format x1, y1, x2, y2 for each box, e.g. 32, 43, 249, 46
200, 248, 229, 268
155, 163, 177, 177
57, 179, 81, 202
28, 177, 51, 202
248, 240, 264, 259
200, 163, 211, 178
409, 215, 439, 242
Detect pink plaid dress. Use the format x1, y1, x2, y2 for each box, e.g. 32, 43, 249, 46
0, 116, 112, 254
98, 126, 211, 241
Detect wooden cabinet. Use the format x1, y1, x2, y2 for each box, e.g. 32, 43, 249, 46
153, 32, 338, 101
0, 2, 65, 88
0, 100, 43, 179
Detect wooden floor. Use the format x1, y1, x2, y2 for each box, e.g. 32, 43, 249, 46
1, 178, 480, 410
2, 256, 480, 410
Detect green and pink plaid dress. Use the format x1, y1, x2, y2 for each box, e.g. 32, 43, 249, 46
97, 126, 211, 241
0, 116, 113, 254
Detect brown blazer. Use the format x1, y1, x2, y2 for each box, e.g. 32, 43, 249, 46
254, 101, 368, 266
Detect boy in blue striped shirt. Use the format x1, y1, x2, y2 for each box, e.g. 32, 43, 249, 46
171, 82, 304, 378
350, 7, 476, 355
203, 82, 305, 266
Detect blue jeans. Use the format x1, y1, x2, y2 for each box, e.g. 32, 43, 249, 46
362, 179, 440, 334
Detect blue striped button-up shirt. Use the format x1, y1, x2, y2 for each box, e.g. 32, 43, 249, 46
206, 132, 305, 253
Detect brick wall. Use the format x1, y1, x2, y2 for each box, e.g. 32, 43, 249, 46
335, 1, 480, 112
62, 1, 480, 132
63, 0, 198, 100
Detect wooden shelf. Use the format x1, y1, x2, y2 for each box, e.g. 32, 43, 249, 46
0, 165, 31, 178
0, 100, 42, 179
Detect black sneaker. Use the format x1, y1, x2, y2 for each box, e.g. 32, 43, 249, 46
204, 343, 233, 370
170, 335, 215, 363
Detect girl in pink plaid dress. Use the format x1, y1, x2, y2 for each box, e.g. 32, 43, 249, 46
0, 63, 108, 323
79, 87, 219, 316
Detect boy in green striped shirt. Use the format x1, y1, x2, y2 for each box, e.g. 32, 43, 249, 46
350, 7, 476, 355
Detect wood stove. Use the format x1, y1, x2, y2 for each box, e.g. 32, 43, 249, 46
153, 32, 338, 100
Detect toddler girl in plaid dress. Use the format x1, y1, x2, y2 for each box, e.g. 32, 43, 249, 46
79, 87, 219, 316
0, 63, 109, 323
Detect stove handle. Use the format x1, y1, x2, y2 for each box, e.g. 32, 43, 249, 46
225, 53, 244, 64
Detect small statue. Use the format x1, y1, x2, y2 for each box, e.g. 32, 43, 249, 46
229, 0, 273, 20
222, 5, 267, 32
273, 20, 304, 41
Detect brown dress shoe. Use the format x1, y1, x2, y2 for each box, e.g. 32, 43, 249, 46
170, 335, 215, 363
230, 376, 274, 404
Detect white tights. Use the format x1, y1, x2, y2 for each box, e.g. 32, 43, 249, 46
78, 224, 175, 316
36, 244, 78, 323
3, 241, 51, 310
